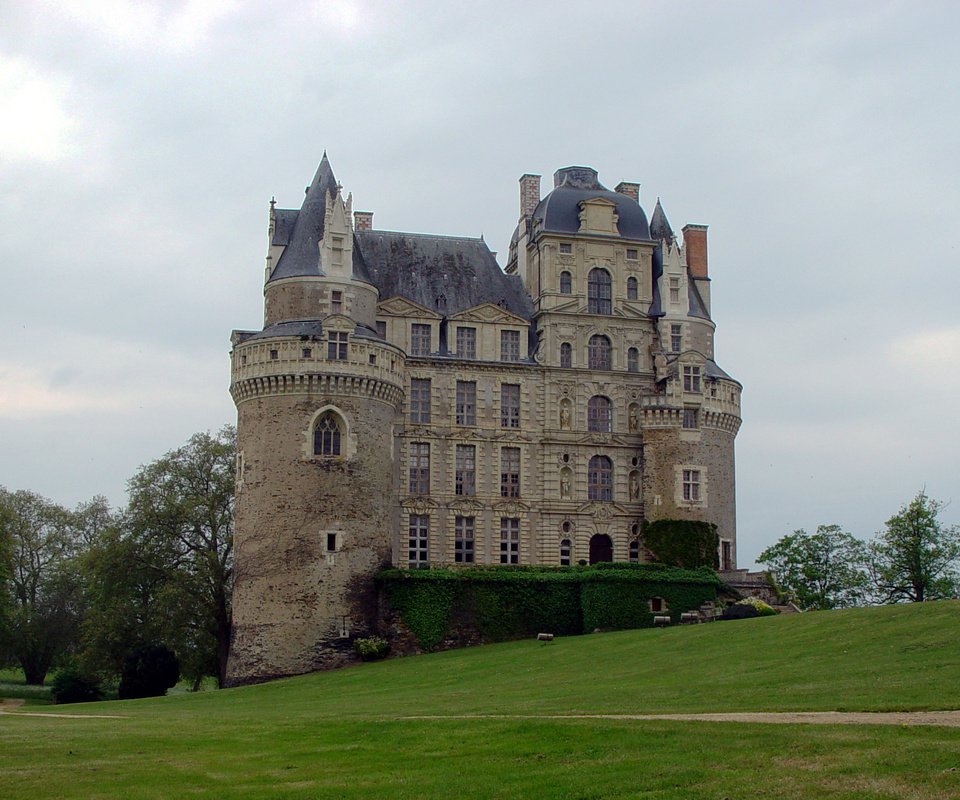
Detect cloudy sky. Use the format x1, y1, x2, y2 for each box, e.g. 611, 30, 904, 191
2, 0, 958, 567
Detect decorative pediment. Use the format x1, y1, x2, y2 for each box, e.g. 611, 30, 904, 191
377, 296, 442, 319
444, 429, 486, 442
323, 313, 355, 331
448, 303, 528, 326
493, 499, 531, 515
401, 497, 439, 515
449, 497, 485, 513
576, 501, 629, 519
578, 196, 619, 235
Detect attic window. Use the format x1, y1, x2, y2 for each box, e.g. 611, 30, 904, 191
436, 294, 447, 312
626, 248, 638, 260
559, 242, 572, 254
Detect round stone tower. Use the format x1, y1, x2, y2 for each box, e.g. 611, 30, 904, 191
226, 156, 404, 685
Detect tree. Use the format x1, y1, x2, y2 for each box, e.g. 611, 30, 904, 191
123, 427, 235, 686
118, 644, 180, 699
870, 491, 960, 603
758, 525, 869, 610
0, 488, 85, 684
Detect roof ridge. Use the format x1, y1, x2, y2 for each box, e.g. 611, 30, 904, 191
357, 229, 485, 243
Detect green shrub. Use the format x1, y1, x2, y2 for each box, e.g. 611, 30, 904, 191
642, 520, 720, 569
118, 644, 180, 699
354, 636, 390, 661
737, 597, 778, 616
50, 664, 102, 705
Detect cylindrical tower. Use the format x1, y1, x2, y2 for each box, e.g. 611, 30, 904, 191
225, 156, 404, 684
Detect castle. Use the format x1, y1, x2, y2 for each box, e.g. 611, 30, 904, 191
225, 154, 742, 684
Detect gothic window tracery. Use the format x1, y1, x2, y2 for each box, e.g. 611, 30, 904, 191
313, 412, 342, 457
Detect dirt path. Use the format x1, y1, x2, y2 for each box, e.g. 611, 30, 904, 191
0, 698, 126, 719
402, 711, 960, 728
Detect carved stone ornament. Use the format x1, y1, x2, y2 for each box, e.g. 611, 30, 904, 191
559, 399, 572, 430
628, 404, 640, 433
559, 468, 572, 499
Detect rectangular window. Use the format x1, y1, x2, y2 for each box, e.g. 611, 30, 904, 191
683, 409, 699, 429
559, 242, 572, 254
326, 533, 337, 552
408, 515, 429, 566
302, 347, 312, 359
560, 539, 571, 566
327, 332, 348, 360
455, 516, 475, 563
270, 349, 278, 360
669, 277, 680, 304
720, 539, 733, 571
457, 327, 476, 359
500, 518, 520, 564
683, 366, 701, 393
411, 323, 431, 356
500, 384, 520, 428
376, 320, 387, 339
410, 378, 431, 424
500, 447, 521, 498
682, 469, 701, 502
455, 445, 476, 496
626, 248, 638, 260
331, 290, 343, 314
671, 324, 682, 353
500, 330, 521, 362
456, 381, 476, 426
408, 443, 430, 494
560, 343, 572, 368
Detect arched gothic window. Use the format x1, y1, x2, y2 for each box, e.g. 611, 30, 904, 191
560, 342, 572, 368
313, 412, 342, 457
587, 396, 612, 432
588, 268, 612, 314
560, 271, 572, 294
627, 347, 639, 373
627, 276, 638, 300
588, 455, 613, 501
588, 334, 611, 370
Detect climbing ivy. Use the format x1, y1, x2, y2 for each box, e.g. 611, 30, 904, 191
377, 564, 720, 651
642, 519, 720, 569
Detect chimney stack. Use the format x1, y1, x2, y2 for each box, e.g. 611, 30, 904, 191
354, 211, 374, 231
682, 224, 709, 278
615, 181, 640, 203
519, 173, 541, 218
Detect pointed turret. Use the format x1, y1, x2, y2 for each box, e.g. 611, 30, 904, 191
650, 198, 674, 242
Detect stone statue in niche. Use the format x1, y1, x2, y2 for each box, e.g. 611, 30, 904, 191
560, 469, 572, 499
559, 399, 572, 430
629, 471, 640, 500
628, 405, 639, 433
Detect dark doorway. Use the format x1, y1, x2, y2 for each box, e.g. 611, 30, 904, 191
589, 534, 613, 564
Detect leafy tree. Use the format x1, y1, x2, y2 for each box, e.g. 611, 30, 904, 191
50, 661, 103, 704
118, 644, 180, 699
758, 525, 869, 610
123, 427, 235, 686
870, 491, 960, 603
0, 488, 85, 684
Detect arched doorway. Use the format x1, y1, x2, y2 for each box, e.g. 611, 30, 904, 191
589, 534, 613, 564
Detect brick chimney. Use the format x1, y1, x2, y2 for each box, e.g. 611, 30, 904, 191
519, 173, 541, 217
615, 181, 640, 203
682, 224, 709, 278
354, 211, 374, 231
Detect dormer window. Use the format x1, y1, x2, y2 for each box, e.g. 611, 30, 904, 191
669, 277, 681, 304
328, 332, 348, 360
411, 324, 431, 356
683, 365, 701, 393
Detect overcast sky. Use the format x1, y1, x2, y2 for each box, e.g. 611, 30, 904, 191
2, 0, 958, 567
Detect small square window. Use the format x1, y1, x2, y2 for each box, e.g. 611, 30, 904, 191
302, 347, 312, 359
269, 349, 278, 360
369, 353, 376, 365
559, 242, 572, 254
626, 248, 638, 260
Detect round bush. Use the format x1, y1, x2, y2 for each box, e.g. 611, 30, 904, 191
118, 644, 180, 699
51, 664, 103, 704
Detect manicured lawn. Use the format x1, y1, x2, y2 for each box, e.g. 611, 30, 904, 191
3, 602, 960, 798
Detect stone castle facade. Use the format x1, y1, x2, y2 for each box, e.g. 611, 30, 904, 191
225, 155, 742, 684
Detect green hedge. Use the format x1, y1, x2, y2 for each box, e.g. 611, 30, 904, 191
378, 564, 720, 650
642, 520, 720, 569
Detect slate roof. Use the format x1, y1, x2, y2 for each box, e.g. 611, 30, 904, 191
233, 319, 380, 344
532, 166, 652, 241
267, 155, 373, 285
355, 230, 534, 320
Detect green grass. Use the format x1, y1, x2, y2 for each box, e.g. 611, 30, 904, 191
3, 602, 960, 799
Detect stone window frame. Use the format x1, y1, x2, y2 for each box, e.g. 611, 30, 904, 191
408, 442, 430, 495
499, 517, 520, 564
559, 242, 573, 255
410, 378, 431, 424
588, 334, 612, 370
500, 383, 521, 429
408, 514, 429, 566
625, 248, 639, 261
410, 323, 432, 356
629, 539, 641, 563
500, 446, 521, 498
559, 270, 572, 294
649, 596, 668, 613
305, 405, 355, 460
456, 326, 477, 359
626, 276, 638, 300
683, 365, 702, 393
327, 331, 348, 361
587, 395, 612, 432
588, 455, 613, 502
669, 277, 681, 304
719, 538, 733, 571
587, 268, 613, 314
560, 538, 572, 566
560, 342, 573, 368
670, 323, 682, 353
455, 380, 477, 426
682, 408, 699, 429
676, 464, 707, 506
455, 516, 475, 563
627, 347, 639, 373
455, 444, 476, 496
500, 329, 521, 362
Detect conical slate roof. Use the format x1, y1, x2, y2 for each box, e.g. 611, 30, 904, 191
649, 198, 674, 241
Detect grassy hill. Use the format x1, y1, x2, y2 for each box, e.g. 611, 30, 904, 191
3, 602, 960, 799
